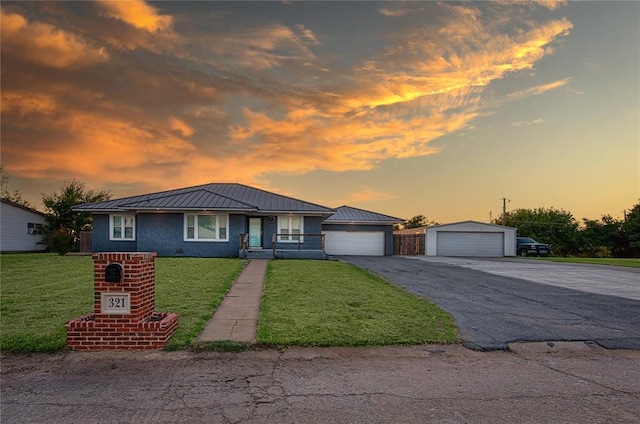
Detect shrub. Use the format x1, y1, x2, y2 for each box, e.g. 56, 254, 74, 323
46, 228, 75, 255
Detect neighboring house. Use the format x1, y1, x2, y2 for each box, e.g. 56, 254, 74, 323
322, 205, 404, 256
0, 198, 47, 252
72, 183, 335, 259
425, 220, 517, 257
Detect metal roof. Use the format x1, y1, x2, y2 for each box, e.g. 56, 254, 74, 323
323, 205, 404, 224
426, 220, 517, 230
72, 183, 334, 214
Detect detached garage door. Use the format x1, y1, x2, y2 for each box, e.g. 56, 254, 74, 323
323, 231, 385, 256
436, 232, 504, 257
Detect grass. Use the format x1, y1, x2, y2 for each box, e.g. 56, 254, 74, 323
0, 254, 245, 352
258, 260, 458, 347
154, 257, 245, 349
0, 254, 94, 352
1, 255, 459, 352
528, 257, 640, 268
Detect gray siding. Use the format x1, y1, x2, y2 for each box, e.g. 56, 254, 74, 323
426, 221, 517, 257
321, 223, 394, 256
0, 202, 46, 252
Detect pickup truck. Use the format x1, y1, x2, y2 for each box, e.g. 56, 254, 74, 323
516, 237, 551, 257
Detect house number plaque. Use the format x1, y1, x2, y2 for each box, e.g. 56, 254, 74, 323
101, 293, 131, 314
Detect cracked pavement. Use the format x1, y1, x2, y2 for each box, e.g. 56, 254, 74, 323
2, 344, 639, 423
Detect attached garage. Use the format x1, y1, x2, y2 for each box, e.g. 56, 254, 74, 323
426, 221, 516, 257
322, 206, 404, 256
324, 231, 384, 256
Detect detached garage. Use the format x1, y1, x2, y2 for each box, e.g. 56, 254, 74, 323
322, 206, 403, 256
426, 221, 516, 257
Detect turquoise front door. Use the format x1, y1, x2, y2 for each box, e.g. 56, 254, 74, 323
248, 218, 262, 248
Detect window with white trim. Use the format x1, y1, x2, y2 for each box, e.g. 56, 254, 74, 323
27, 222, 43, 235
110, 214, 135, 240
184, 214, 228, 241
278, 215, 303, 242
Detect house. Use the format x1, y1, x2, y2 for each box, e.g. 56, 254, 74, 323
0, 198, 47, 252
321, 205, 404, 256
425, 220, 517, 257
72, 183, 335, 259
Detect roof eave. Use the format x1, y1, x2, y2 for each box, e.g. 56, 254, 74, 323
323, 220, 402, 225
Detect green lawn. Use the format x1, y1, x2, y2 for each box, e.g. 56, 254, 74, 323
1, 254, 458, 352
258, 260, 458, 346
0, 254, 245, 352
154, 257, 245, 349
0, 254, 94, 352
528, 257, 640, 268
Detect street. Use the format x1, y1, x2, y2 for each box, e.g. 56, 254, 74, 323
2, 343, 639, 423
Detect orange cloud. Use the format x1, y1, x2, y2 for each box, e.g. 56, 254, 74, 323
506, 78, 571, 102
0, 2, 577, 201
533, 1, 567, 11
1, 91, 57, 116
201, 24, 318, 70
0, 9, 108, 68
170, 118, 195, 137
97, 0, 173, 33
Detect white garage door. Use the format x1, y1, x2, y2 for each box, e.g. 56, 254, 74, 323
323, 231, 385, 256
436, 232, 504, 257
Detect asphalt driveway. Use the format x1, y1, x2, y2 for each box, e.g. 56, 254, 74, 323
338, 256, 640, 351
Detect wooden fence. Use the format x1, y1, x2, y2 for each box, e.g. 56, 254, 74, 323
393, 234, 425, 256
79, 230, 92, 253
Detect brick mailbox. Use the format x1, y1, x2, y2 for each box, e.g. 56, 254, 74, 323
66, 252, 178, 350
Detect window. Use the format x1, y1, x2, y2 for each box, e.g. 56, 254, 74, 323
27, 222, 43, 235
184, 214, 228, 241
278, 215, 303, 242
110, 214, 135, 240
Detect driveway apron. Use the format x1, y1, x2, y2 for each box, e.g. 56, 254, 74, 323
338, 256, 640, 351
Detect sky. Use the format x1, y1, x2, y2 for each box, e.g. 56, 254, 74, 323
1, 1, 638, 223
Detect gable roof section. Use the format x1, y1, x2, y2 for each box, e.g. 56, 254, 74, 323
427, 220, 516, 230
1, 198, 45, 217
72, 183, 334, 214
324, 205, 404, 224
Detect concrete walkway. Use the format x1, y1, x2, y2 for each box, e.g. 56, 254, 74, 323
196, 259, 267, 343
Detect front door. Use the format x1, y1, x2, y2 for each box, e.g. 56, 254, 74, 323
248, 218, 262, 248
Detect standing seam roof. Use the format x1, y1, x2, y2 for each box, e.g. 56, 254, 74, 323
324, 205, 404, 223
72, 183, 333, 213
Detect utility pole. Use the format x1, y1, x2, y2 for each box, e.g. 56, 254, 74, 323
489, 211, 492, 223
501, 197, 510, 226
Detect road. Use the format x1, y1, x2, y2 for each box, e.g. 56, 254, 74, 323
2, 344, 639, 423
339, 256, 640, 351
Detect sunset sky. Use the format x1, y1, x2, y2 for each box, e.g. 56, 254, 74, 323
1, 1, 638, 223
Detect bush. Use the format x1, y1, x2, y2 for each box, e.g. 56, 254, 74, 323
46, 228, 75, 255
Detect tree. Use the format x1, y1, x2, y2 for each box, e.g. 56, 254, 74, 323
579, 215, 624, 257
404, 215, 437, 229
0, 164, 35, 209
497, 207, 579, 256
41, 180, 111, 254
621, 201, 640, 258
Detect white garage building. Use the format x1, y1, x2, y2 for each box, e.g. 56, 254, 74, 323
322, 206, 404, 256
426, 221, 516, 257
